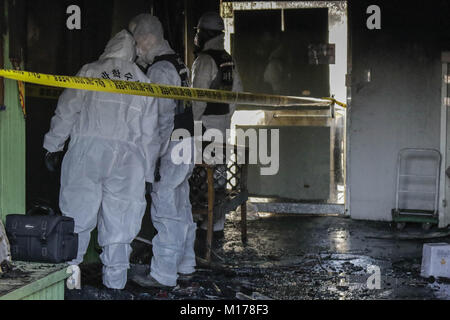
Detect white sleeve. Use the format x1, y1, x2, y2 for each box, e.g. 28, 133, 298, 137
229, 63, 243, 117
191, 54, 217, 121
43, 66, 87, 152
147, 62, 180, 157
140, 94, 160, 183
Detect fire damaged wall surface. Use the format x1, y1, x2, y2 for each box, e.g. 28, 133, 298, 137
25, 0, 114, 210
348, 0, 450, 222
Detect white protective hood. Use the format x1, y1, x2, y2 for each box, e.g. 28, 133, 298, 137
129, 14, 173, 65
99, 29, 136, 62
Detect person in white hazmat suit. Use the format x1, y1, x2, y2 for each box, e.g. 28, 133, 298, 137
43, 30, 160, 290
128, 14, 197, 288
192, 12, 243, 232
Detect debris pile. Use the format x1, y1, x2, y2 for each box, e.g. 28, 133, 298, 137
0, 260, 29, 279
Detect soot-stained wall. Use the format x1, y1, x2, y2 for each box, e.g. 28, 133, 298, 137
348, 0, 450, 221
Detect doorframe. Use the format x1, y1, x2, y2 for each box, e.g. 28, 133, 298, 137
221, 0, 349, 208
439, 52, 450, 228
345, 1, 352, 217
220, 1, 348, 106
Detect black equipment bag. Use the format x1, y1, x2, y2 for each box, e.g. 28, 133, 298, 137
5, 205, 78, 263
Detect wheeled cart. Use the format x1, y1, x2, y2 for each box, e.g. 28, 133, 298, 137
392, 148, 441, 230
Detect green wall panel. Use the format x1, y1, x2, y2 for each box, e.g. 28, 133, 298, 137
0, 25, 26, 223
23, 281, 65, 300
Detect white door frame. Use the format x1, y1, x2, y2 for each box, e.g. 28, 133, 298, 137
439, 52, 450, 228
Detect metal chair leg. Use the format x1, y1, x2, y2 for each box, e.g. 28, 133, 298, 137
206, 166, 215, 263
241, 164, 248, 243
241, 202, 247, 243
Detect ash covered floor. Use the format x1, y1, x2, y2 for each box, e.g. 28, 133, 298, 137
65, 212, 450, 300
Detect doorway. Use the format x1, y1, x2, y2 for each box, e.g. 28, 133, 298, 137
222, 1, 348, 214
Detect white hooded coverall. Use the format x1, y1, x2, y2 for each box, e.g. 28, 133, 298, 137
43, 30, 160, 290
130, 14, 196, 287
191, 34, 243, 136
191, 34, 243, 231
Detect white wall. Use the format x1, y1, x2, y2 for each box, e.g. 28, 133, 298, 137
348, 1, 444, 221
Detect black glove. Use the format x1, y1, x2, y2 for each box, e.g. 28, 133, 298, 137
44, 151, 63, 173
146, 182, 153, 196
154, 158, 162, 183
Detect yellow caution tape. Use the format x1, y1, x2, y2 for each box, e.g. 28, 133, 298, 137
26, 82, 349, 109
26, 82, 351, 110
10, 61, 27, 118
17, 79, 26, 117
26, 84, 63, 100
323, 97, 347, 109
0, 69, 341, 108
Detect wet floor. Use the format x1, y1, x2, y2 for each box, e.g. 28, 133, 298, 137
65, 213, 450, 300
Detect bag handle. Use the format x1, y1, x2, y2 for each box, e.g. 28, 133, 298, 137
27, 204, 56, 216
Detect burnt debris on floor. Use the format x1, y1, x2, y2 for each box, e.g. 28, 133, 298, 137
65, 213, 450, 300
0, 260, 28, 280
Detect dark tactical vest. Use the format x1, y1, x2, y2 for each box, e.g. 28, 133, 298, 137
152, 54, 195, 136
202, 50, 234, 116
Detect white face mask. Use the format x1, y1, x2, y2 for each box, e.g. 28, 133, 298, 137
135, 34, 159, 64
136, 46, 145, 58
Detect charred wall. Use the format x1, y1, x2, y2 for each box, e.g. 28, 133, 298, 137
348, 0, 450, 221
